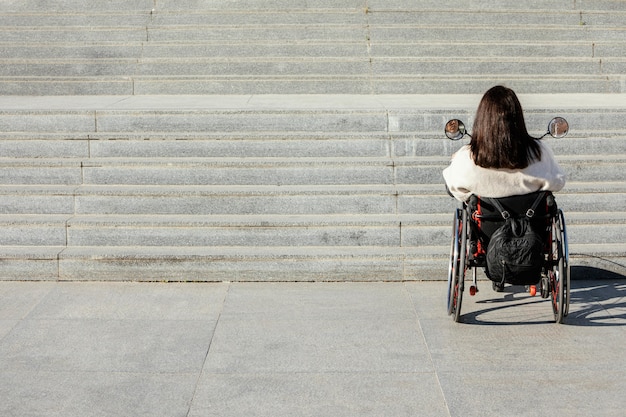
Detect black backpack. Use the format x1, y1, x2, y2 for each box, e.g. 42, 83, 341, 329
485, 193, 546, 286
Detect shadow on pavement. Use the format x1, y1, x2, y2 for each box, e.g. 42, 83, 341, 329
457, 267, 626, 326
566, 267, 626, 327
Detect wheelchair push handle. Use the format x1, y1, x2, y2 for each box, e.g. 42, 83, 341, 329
444, 117, 569, 141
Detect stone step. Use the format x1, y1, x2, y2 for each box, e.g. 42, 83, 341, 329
0, 44, 144, 60
1, 2, 624, 96
8, 41, 624, 60
365, 0, 626, 11
370, 41, 626, 59
0, 211, 623, 247
0, 183, 623, 215
367, 10, 625, 26
0, 244, 500, 281
6, 24, 619, 45
0, 13, 151, 27
4, 0, 622, 13
3, 74, 625, 95
0, 243, 623, 281
146, 41, 625, 59
0, 184, 450, 215
3, 9, 623, 27
1, 8, 623, 94
0, 135, 622, 159
0, 156, 624, 185
1, 94, 626, 136
5, 57, 625, 79
0, 27, 148, 43
0, 0, 153, 12
367, 25, 625, 43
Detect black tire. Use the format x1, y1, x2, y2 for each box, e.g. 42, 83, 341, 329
551, 211, 569, 323
451, 209, 468, 322
447, 209, 461, 316
559, 210, 571, 317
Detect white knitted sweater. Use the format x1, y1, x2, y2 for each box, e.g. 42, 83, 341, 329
442, 141, 566, 202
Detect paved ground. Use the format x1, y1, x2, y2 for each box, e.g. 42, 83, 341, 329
0, 279, 624, 417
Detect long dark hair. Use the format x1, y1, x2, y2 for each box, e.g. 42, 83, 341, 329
470, 86, 541, 169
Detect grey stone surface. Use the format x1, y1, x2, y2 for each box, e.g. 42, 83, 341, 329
0, 139, 89, 158
80, 160, 397, 186
48, 244, 626, 281
66, 222, 402, 247
0, 112, 95, 133
94, 110, 388, 134
0, 371, 198, 417
1, 2, 625, 95
0, 215, 67, 246
142, 43, 367, 58
1, 0, 626, 282
155, 0, 367, 10
0, 28, 147, 43
371, 42, 595, 58
0, 78, 135, 96
0, 0, 153, 11
372, 59, 609, 77
56, 246, 416, 281
1, 95, 626, 136
0, 192, 75, 215
0, 166, 81, 185
0, 280, 624, 416
189, 372, 449, 417
90, 137, 390, 158
0, 247, 63, 281
368, 10, 585, 25
370, 26, 619, 43
0, 210, 621, 248
0, 14, 150, 27
72, 187, 400, 215
0, 44, 142, 60
367, 0, 624, 11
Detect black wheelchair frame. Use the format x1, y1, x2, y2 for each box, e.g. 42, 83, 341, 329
446, 191, 570, 323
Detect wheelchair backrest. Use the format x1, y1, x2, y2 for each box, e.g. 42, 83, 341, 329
468, 191, 555, 253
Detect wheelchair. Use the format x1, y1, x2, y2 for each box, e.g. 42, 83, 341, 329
447, 191, 570, 323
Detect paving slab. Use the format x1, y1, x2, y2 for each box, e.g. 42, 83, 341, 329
0, 280, 624, 416
189, 372, 449, 417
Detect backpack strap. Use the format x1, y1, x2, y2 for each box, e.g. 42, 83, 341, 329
487, 192, 546, 220
525, 192, 547, 219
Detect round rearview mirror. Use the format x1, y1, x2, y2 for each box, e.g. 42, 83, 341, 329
445, 119, 466, 140
548, 117, 569, 139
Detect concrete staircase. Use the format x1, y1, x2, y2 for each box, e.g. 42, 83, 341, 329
2, 0, 626, 95
0, 1, 625, 281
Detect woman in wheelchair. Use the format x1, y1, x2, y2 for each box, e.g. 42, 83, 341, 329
442, 86, 570, 323
443, 85, 565, 202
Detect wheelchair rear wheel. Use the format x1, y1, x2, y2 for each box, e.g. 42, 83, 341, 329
447, 208, 468, 322
560, 210, 571, 317
550, 209, 570, 323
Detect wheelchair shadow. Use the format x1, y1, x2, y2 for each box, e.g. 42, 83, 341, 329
564, 266, 626, 327
461, 286, 555, 326
460, 267, 626, 326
